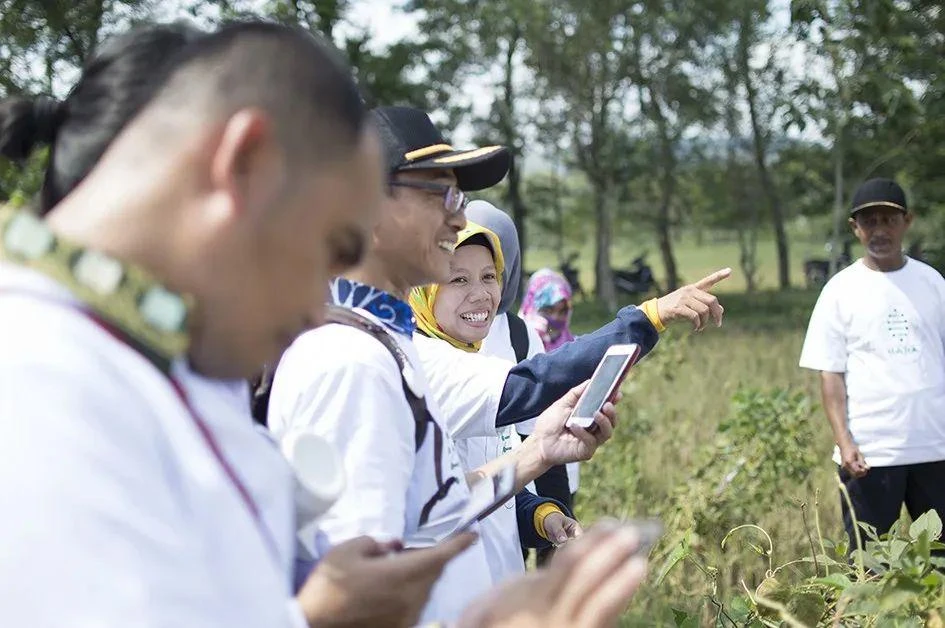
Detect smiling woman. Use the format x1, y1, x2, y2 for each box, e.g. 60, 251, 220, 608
410, 222, 505, 352
436, 235, 502, 338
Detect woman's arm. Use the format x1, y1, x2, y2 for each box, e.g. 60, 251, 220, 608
496, 305, 659, 428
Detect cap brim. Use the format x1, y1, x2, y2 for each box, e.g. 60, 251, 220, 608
398, 146, 511, 191
849, 201, 907, 216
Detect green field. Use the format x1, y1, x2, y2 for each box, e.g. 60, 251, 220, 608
525, 232, 831, 294
535, 234, 851, 625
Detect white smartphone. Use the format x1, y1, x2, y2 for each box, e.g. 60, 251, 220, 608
448, 463, 517, 537
566, 343, 641, 430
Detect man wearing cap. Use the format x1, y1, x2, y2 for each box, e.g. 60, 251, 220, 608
800, 177, 945, 548
266, 106, 620, 623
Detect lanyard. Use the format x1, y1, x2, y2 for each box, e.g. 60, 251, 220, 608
0, 287, 283, 568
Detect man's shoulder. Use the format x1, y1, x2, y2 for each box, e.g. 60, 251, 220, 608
0, 300, 178, 451
0, 292, 163, 389
810, 262, 866, 306
280, 322, 403, 381
907, 257, 945, 283
825, 260, 864, 286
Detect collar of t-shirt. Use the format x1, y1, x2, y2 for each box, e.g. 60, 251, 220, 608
330, 278, 416, 337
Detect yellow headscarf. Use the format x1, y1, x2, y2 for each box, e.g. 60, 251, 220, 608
410, 221, 505, 353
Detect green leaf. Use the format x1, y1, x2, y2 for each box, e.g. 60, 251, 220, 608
671, 607, 698, 628
878, 576, 924, 611
655, 535, 692, 587
886, 538, 911, 564
836, 539, 849, 557
911, 510, 943, 541
853, 548, 888, 575
916, 530, 932, 564
842, 580, 882, 600
857, 521, 880, 542
929, 556, 945, 570
813, 573, 853, 590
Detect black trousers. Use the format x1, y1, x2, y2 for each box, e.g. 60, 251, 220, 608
838, 460, 945, 550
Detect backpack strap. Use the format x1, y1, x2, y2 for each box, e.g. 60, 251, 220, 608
251, 304, 458, 527
324, 305, 459, 526
250, 305, 432, 450
323, 305, 432, 453
507, 311, 530, 363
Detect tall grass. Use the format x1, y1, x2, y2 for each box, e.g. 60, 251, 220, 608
568, 290, 846, 625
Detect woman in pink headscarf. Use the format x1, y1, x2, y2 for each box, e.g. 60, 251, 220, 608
519, 269, 575, 352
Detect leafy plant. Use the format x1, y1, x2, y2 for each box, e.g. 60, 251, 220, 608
663, 506, 945, 627
659, 387, 818, 547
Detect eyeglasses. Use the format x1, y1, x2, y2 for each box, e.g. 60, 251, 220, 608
389, 179, 468, 215
854, 212, 905, 229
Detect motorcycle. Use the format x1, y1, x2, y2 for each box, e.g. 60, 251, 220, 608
559, 252, 586, 299
521, 253, 586, 300
613, 253, 660, 297
804, 240, 853, 289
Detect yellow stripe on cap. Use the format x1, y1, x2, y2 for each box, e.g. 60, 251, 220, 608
405, 144, 453, 161
432, 145, 503, 164
851, 200, 906, 213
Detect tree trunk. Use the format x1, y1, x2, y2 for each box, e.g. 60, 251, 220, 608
738, 22, 790, 289
723, 58, 757, 293
738, 228, 757, 293
829, 135, 844, 276
656, 213, 677, 292
552, 158, 565, 261
593, 182, 616, 310
647, 84, 680, 291
501, 27, 528, 270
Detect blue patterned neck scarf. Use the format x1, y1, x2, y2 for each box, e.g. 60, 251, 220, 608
330, 278, 416, 337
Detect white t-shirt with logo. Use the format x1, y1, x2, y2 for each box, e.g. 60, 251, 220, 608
482, 313, 580, 493
799, 257, 945, 467
267, 311, 493, 623
0, 264, 304, 627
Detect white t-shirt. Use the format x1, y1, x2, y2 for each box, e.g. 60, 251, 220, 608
415, 331, 523, 585
482, 313, 580, 493
0, 264, 304, 628
267, 310, 493, 623
799, 258, 945, 467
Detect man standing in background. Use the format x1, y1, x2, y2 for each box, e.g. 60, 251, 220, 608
799, 178, 945, 548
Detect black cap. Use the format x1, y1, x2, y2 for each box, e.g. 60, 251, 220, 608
850, 178, 907, 216
371, 106, 511, 192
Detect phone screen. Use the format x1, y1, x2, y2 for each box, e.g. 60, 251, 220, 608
572, 353, 632, 418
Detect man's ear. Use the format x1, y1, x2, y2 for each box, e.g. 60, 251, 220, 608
208, 108, 284, 222
848, 217, 858, 235
904, 212, 914, 228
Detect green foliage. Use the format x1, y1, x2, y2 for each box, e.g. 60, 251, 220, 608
664, 509, 945, 627
661, 387, 818, 546
0, 147, 47, 206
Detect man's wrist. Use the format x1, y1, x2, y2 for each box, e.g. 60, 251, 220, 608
835, 433, 855, 448
517, 436, 552, 478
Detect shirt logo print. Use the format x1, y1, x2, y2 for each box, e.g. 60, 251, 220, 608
885, 307, 919, 356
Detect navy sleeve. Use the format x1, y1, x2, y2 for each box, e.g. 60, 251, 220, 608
497, 305, 659, 428
515, 489, 573, 549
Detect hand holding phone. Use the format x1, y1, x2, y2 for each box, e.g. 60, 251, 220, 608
565, 344, 641, 431
448, 464, 516, 538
